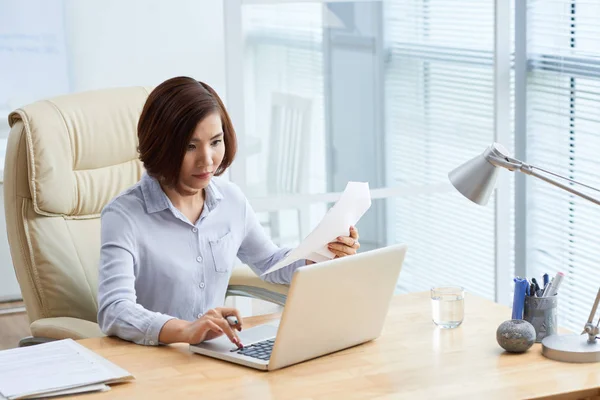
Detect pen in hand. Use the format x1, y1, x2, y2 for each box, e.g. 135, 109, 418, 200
227, 316, 244, 348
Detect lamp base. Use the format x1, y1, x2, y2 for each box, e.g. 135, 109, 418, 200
542, 334, 600, 363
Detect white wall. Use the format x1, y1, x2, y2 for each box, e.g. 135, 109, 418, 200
64, 0, 227, 96
0, 0, 227, 301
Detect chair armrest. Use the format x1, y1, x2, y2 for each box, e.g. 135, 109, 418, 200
227, 265, 289, 306
25, 269, 285, 344
30, 317, 105, 341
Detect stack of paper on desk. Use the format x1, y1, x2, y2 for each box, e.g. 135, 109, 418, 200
0, 339, 133, 400
263, 181, 372, 276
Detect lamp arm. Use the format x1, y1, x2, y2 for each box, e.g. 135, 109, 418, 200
521, 165, 600, 206
486, 154, 523, 170
487, 154, 600, 206
582, 288, 600, 342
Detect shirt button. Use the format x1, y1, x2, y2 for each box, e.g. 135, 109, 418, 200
149, 341, 155, 345
196, 256, 203, 263
199, 282, 205, 289
192, 227, 198, 233
197, 313, 203, 319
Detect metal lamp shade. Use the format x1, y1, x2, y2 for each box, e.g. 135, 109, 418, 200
448, 148, 499, 206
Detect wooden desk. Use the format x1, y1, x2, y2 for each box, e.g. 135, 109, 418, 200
74, 292, 600, 400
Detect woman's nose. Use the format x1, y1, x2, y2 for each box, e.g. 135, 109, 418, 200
197, 148, 214, 166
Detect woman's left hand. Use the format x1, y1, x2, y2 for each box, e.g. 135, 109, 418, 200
327, 226, 360, 258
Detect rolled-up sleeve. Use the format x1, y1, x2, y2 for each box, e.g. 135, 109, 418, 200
97, 203, 174, 346
236, 199, 305, 285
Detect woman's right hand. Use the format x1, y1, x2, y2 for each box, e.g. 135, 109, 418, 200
182, 307, 244, 347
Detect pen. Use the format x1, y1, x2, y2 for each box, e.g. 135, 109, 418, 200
546, 272, 565, 297
542, 277, 554, 297
532, 278, 541, 293
226, 316, 244, 349
512, 278, 528, 319
543, 273, 549, 287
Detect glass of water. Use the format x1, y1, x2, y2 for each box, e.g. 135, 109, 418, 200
431, 286, 465, 329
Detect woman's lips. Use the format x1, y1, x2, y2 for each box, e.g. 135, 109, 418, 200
193, 172, 212, 180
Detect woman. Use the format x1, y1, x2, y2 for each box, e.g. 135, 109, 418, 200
97, 76, 360, 348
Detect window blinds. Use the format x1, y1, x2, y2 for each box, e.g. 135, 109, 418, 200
384, 0, 499, 299
527, 0, 600, 331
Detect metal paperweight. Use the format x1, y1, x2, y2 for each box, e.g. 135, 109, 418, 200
542, 287, 600, 363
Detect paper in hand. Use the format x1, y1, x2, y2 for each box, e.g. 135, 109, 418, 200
262, 181, 371, 276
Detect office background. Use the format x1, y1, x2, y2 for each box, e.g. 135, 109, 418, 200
1, 0, 600, 335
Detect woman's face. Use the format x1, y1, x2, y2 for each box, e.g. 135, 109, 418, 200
177, 112, 225, 193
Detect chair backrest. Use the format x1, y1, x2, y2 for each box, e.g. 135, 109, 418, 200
266, 92, 312, 195
4, 87, 149, 324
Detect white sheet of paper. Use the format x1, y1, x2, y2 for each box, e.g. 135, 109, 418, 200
262, 181, 371, 276
0, 339, 133, 400
18, 384, 110, 400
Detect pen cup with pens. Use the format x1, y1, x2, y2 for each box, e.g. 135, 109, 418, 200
523, 272, 562, 342
524, 294, 557, 342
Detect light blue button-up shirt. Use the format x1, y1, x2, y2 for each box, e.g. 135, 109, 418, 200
97, 173, 303, 346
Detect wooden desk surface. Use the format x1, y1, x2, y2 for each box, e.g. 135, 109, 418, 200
74, 292, 600, 400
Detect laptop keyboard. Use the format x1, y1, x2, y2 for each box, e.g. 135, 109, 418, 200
235, 338, 275, 361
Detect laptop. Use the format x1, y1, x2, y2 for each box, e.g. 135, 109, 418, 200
189, 244, 407, 371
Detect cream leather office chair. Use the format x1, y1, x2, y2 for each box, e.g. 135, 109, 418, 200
4, 87, 288, 346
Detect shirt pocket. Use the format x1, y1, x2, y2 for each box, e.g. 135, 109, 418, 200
208, 231, 235, 273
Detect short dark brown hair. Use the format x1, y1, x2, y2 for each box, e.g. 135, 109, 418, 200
137, 76, 237, 186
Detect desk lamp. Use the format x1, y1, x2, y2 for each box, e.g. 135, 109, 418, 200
448, 142, 600, 363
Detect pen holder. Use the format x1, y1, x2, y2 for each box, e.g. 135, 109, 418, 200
523, 295, 558, 343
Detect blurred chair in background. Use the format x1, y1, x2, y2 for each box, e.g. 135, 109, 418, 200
252, 92, 313, 246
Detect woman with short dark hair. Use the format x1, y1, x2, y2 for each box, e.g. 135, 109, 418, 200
97, 76, 360, 348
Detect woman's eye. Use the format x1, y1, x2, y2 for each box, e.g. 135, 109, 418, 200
211, 140, 222, 147
187, 144, 196, 151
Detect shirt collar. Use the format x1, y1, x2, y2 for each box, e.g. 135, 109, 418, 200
140, 173, 223, 214
204, 178, 224, 211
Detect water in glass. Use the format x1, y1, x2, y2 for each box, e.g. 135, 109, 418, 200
431, 287, 464, 329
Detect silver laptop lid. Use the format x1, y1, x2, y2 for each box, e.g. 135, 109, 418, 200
268, 244, 407, 370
